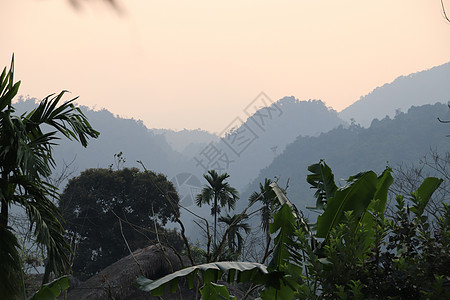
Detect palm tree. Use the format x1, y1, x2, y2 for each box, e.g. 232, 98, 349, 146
0, 57, 99, 299
248, 178, 277, 247
218, 213, 250, 259
195, 170, 239, 245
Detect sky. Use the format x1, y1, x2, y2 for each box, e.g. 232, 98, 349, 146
1, 0, 450, 133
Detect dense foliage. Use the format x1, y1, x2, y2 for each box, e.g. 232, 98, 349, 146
138, 161, 449, 299
0, 57, 99, 299
59, 167, 183, 280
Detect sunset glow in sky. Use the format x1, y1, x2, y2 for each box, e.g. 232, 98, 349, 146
1, 0, 450, 132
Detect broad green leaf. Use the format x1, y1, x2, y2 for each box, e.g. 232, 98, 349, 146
28, 276, 70, 300
137, 262, 268, 296
409, 177, 443, 216
307, 160, 337, 210
269, 204, 297, 272
260, 279, 296, 300
265, 203, 305, 297
317, 171, 378, 239
270, 182, 311, 235
358, 167, 393, 244
200, 282, 237, 300
371, 167, 393, 214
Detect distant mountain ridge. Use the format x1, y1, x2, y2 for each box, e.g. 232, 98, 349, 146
12, 98, 192, 179
13, 96, 344, 191
242, 103, 450, 216
196, 96, 346, 190
12, 96, 344, 239
151, 128, 219, 154
339, 62, 450, 127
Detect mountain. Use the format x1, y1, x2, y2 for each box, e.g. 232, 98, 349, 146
241, 103, 450, 217
339, 62, 450, 127
151, 128, 219, 156
12, 98, 192, 182
12, 96, 346, 239
12, 96, 344, 194
189, 96, 346, 190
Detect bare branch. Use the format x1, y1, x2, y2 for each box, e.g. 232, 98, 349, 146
111, 209, 145, 277
442, 0, 450, 23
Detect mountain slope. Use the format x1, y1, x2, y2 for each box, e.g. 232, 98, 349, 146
151, 128, 219, 155
191, 96, 346, 190
339, 62, 450, 127
242, 103, 450, 215
13, 98, 191, 181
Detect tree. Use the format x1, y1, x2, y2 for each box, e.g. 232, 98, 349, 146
0, 57, 99, 299
218, 213, 250, 259
390, 150, 449, 219
138, 161, 448, 299
195, 170, 239, 245
59, 167, 183, 280
248, 178, 277, 248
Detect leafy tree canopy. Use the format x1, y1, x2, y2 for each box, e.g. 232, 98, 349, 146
59, 167, 182, 280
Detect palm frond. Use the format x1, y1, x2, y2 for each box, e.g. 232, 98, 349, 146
25, 91, 99, 147
13, 176, 70, 278
0, 56, 99, 294
0, 226, 24, 300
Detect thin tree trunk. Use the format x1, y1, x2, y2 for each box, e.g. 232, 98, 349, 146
0, 171, 9, 228
214, 194, 217, 246
0, 199, 8, 228
42, 262, 51, 284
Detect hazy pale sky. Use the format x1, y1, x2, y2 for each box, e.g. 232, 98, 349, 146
1, 0, 450, 132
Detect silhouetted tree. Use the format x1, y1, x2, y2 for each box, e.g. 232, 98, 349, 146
60, 167, 182, 280
218, 213, 250, 259
0, 57, 99, 298
195, 170, 239, 245
248, 178, 277, 247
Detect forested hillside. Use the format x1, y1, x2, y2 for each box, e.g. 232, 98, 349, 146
208, 97, 346, 189
243, 102, 450, 213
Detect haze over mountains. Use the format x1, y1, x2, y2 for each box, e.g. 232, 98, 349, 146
151, 128, 219, 156
241, 102, 450, 216
194, 97, 346, 190
339, 62, 450, 126
14, 96, 345, 191
13, 60, 450, 238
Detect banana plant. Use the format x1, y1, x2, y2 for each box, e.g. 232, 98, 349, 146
307, 161, 394, 246
137, 161, 443, 299
137, 183, 309, 299
306, 160, 337, 210
28, 276, 70, 300
137, 262, 269, 297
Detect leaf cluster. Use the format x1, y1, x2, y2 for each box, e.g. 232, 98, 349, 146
59, 167, 183, 280
0, 56, 98, 299
137, 161, 449, 299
